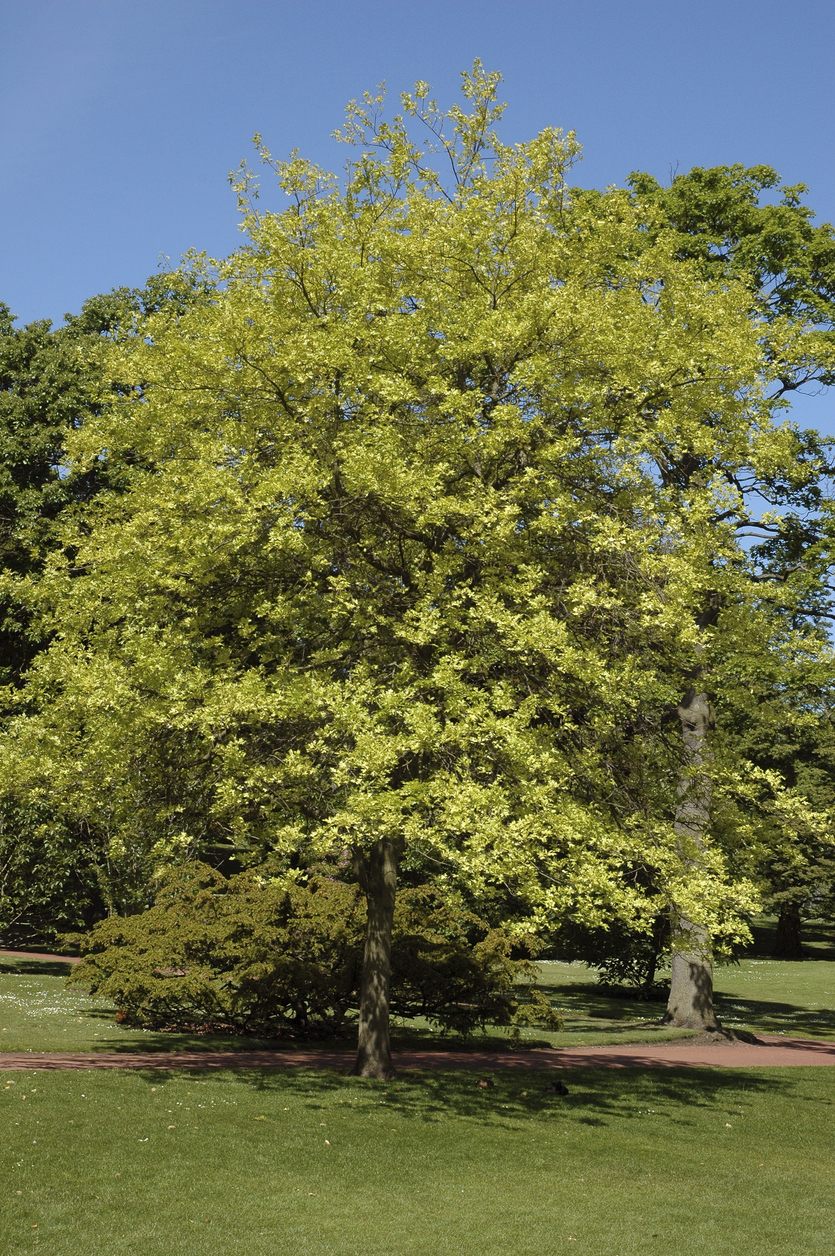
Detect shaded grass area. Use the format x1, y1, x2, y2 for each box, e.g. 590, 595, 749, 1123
1, 1065, 834, 1255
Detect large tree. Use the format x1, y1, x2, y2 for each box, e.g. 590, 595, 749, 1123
0, 66, 812, 1069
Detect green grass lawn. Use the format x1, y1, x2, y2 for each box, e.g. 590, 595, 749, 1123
1, 923, 833, 1254
2, 1064, 833, 1255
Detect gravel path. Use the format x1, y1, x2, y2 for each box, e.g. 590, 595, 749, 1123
1, 1034, 834, 1071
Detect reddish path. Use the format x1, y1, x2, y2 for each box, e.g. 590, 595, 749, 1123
1, 1035, 834, 1071
0, 949, 80, 964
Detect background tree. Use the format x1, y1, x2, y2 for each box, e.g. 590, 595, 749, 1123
609, 163, 835, 1027
0, 274, 211, 943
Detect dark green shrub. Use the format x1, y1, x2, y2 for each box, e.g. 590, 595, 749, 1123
0, 800, 106, 947
68, 863, 364, 1034
68, 862, 562, 1037
546, 896, 670, 999
390, 885, 561, 1033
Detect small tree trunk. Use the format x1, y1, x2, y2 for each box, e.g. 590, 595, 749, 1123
772, 901, 805, 959
352, 838, 401, 1079
663, 689, 721, 1032
644, 950, 658, 991
640, 914, 665, 995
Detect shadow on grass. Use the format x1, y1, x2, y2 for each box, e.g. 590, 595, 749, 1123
539, 976, 835, 1039
80, 1020, 357, 1054
547, 985, 835, 1039
714, 995, 835, 1036
538, 982, 668, 1022
121, 1062, 803, 1130
0, 958, 78, 978
86, 1025, 560, 1055
71, 1009, 556, 1055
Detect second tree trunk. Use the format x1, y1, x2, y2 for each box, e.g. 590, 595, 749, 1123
663, 689, 721, 1031
772, 900, 805, 959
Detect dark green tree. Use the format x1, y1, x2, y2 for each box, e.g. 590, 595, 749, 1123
0, 273, 212, 945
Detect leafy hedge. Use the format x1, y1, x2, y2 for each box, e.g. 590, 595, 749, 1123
68, 863, 562, 1037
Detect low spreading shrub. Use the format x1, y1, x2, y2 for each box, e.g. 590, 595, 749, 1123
547, 911, 670, 999
389, 884, 561, 1033
68, 862, 562, 1037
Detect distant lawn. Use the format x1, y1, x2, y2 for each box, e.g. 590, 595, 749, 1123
1, 1065, 834, 1255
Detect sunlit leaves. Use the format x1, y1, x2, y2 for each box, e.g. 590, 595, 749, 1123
1, 66, 827, 950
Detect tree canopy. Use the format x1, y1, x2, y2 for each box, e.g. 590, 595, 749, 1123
2, 64, 834, 1069
0, 273, 212, 941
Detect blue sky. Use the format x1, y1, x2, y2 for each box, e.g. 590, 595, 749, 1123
1, 0, 833, 430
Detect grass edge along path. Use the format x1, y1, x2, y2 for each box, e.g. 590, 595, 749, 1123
1, 1033, 835, 1070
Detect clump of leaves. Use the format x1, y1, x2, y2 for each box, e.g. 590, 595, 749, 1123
0, 799, 106, 947
68, 863, 562, 1037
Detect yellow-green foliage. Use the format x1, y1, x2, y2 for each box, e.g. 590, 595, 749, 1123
1, 64, 828, 948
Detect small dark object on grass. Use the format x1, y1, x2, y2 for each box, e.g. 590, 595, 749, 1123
476, 1078, 495, 1089
545, 1079, 569, 1096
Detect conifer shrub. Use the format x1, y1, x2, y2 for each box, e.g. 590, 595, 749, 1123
389, 884, 561, 1033
68, 863, 562, 1037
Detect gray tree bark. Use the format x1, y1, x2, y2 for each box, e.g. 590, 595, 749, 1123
351, 837, 402, 1079
663, 689, 721, 1031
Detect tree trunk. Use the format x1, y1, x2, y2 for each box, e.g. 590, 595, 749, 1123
640, 913, 667, 996
351, 837, 402, 1079
665, 925, 718, 1028
663, 689, 721, 1031
772, 901, 805, 959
